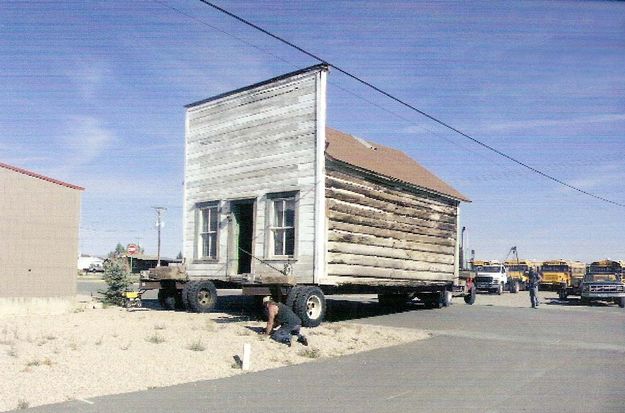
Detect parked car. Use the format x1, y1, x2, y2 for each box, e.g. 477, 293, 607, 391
87, 263, 104, 273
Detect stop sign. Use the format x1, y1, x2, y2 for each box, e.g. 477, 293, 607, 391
127, 244, 139, 255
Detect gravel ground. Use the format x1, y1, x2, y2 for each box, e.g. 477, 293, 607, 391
0, 288, 578, 411
0, 303, 429, 412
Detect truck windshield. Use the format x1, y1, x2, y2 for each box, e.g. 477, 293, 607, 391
476, 266, 502, 273
585, 273, 619, 282
542, 265, 569, 272
589, 265, 622, 274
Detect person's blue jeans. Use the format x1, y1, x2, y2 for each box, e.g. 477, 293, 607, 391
271, 323, 301, 344
529, 286, 539, 308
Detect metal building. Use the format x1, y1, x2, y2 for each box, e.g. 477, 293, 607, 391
0, 162, 83, 315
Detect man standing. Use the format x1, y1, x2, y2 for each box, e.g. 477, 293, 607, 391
527, 268, 542, 308
262, 296, 309, 347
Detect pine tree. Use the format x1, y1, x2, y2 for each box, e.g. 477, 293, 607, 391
102, 256, 132, 306
112, 242, 126, 258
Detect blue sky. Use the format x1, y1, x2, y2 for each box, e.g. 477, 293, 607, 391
1, 1, 624, 262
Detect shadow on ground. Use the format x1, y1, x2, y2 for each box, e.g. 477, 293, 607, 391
139, 295, 433, 323
544, 297, 618, 308
324, 299, 429, 322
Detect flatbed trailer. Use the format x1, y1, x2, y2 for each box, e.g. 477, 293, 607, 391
141, 265, 456, 326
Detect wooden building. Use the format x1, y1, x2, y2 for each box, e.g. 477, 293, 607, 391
183, 64, 468, 317
0, 162, 83, 315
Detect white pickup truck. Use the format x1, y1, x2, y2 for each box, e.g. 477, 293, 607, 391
474, 262, 508, 295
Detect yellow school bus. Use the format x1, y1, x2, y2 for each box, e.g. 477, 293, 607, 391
541, 260, 586, 291
504, 259, 540, 292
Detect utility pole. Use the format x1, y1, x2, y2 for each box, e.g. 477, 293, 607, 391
460, 226, 466, 270
152, 207, 167, 267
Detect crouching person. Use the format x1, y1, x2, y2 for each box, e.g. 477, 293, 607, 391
262, 296, 308, 347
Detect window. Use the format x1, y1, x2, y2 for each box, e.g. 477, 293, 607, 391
268, 194, 296, 257
197, 204, 219, 259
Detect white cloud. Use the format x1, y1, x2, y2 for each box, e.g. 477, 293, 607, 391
50, 116, 115, 175
559, 167, 625, 194
486, 114, 625, 132
65, 59, 110, 100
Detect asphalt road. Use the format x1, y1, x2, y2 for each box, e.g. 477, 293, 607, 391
35, 283, 625, 413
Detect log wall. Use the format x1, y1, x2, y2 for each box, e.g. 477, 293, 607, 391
325, 162, 459, 284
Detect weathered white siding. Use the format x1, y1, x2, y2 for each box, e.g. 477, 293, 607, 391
184, 68, 326, 283
323, 161, 458, 286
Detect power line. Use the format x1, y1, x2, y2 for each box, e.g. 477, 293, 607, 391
154, 0, 526, 180
194, 0, 625, 208
155, 0, 603, 183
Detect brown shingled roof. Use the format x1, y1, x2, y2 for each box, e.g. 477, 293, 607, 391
325, 128, 469, 202
0, 162, 84, 191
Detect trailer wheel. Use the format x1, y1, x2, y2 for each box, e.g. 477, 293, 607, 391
186, 280, 217, 313
618, 297, 625, 308
420, 293, 443, 309
181, 283, 191, 311
464, 286, 476, 305
294, 286, 326, 327
174, 290, 186, 310
558, 289, 568, 301
157, 289, 176, 311
509, 281, 519, 294
286, 286, 306, 310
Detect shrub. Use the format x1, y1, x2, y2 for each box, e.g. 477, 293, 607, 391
145, 333, 166, 344
7, 346, 18, 358
298, 347, 321, 359
101, 257, 132, 306
187, 339, 206, 352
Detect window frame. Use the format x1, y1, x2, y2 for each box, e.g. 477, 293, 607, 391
266, 191, 298, 259
194, 201, 220, 262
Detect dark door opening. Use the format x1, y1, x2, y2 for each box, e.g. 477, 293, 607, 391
233, 202, 254, 274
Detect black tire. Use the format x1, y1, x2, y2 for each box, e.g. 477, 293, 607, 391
294, 286, 326, 327
558, 289, 568, 301
421, 293, 443, 309
509, 281, 519, 294
181, 283, 191, 311
442, 290, 452, 307
286, 286, 306, 310
464, 285, 476, 305
378, 293, 410, 308
158, 289, 176, 310
186, 280, 218, 313
174, 290, 185, 310
618, 297, 625, 308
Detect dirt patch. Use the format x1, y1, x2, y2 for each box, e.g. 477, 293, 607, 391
0, 304, 429, 411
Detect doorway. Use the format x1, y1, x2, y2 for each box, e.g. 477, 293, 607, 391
231, 200, 255, 275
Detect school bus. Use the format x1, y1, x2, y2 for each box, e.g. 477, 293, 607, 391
541, 260, 586, 293
503, 259, 540, 292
